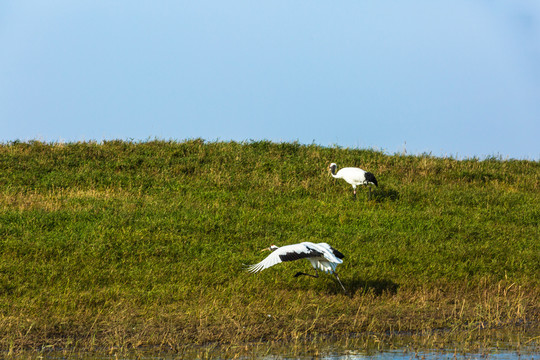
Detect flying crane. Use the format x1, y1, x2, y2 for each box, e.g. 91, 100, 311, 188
246, 242, 348, 293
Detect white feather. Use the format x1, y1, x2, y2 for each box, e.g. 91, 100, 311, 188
330, 163, 372, 188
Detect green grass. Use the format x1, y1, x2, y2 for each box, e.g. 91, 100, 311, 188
0, 139, 539, 352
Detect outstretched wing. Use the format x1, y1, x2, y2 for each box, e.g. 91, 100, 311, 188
246, 243, 324, 273
316, 243, 345, 260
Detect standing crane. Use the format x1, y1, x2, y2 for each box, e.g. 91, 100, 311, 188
329, 163, 378, 200
246, 242, 347, 293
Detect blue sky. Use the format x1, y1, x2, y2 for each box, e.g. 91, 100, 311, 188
1, 1, 539, 159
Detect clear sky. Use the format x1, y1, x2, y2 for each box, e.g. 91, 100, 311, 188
1, 1, 539, 159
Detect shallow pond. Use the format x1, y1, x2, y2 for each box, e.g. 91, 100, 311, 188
35, 347, 540, 360
30, 330, 539, 359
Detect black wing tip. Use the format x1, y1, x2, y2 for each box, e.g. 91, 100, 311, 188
332, 249, 345, 259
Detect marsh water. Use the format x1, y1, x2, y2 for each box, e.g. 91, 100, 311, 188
37, 347, 540, 360
32, 330, 540, 359
183, 343, 539, 359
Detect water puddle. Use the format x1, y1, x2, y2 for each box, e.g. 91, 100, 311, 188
32, 346, 540, 360
11, 329, 540, 359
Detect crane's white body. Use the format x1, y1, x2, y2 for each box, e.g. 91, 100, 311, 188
246, 242, 347, 293
329, 163, 378, 199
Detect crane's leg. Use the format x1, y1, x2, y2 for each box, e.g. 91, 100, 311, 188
368, 186, 372, 201
333, 272, 348, 294
294, 269, 319, 278
353, 187, 357, 200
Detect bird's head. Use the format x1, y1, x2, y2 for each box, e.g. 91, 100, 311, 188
329, 163, 337, 175
262, 245, 279, 252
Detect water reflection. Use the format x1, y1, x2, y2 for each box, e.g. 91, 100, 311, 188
27, 347, 540, 360
20, 330, 540, 359
264, 349, 539, 359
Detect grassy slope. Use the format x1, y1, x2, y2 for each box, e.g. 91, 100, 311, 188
0, 140, 538, 350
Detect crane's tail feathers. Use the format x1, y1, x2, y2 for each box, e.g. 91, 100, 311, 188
365, 172, 378, 187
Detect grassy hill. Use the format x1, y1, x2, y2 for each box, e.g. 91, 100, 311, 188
0, 139, 538, 352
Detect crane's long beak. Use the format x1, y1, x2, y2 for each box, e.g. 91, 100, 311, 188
260, 247, 271, 252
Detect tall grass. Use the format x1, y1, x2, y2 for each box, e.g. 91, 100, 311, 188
0, 139, 538, 352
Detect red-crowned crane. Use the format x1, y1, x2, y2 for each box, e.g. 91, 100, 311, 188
329, 163, 378, 200
246, 242, 347, 293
